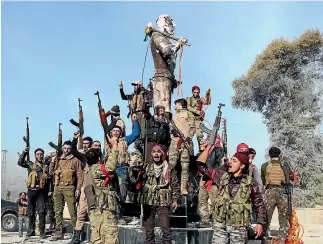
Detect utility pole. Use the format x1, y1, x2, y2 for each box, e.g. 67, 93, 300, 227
1, 149, 8, 192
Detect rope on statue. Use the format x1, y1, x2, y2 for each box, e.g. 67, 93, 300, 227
177, 46, 184, 99
285, 209, 304, 244
141, 42, 150, 83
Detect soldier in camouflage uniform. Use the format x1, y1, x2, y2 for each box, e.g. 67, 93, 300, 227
186, 86, 211, 147
140, 144, 180, 244
69, 140, 102, 244
169, 98, 196, 195
198, 148, 267, 244
261, 147, 295, 242
50, 141, 83, 241
86, 137, 120, 244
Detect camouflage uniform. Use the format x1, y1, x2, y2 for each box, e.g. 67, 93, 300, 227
211, 172, 267, 244
169, 108, 195, 195
51, 154, 83, 240
88, 150, 119, 244
140, 160, 180, 244
186, 93, 210, 147
261, 158, 293, 240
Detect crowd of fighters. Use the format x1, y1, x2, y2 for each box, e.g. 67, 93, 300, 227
15, 81, 297, 244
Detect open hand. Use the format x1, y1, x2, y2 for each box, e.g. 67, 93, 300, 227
119, 81, 123, 89
254, 224, 263, 238
172, 201, 178, 212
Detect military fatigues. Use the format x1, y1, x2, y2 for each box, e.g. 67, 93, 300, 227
52, 154, 83, 237
198, 147, 225, 224
186, 96, 210, 146
140, 161, 180, 244
169, 108, 195, 194
212, 172, 267, 244
120, 87, 148, 146
17, 153, 49, 236
16, 198, 29, 237
261, 158, 293, 240
88, 149, 119, 244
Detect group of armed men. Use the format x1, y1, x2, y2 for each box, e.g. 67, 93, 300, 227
16, 81, 296, 244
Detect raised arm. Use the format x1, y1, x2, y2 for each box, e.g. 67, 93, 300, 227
17, 149, 30, 169
124, 120, 140, 146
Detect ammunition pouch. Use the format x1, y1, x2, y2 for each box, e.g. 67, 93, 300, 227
39, 173, 47, 189
54, 169, 61, 186
27, 171, 38, 189
62, 168, 74, 186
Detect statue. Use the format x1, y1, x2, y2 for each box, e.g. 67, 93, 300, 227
145, 14, 190, 119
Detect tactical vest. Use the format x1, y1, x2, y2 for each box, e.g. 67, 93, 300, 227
26, 163, 47, 189
130, 93, 144, 112
147, 118, 170, 146
54, 156, 78, 187
172, 109, 191, 138
189, 97, 203, 114
140, 162, 172, 207
213, 173, 252, 227
265, 160, 286, 186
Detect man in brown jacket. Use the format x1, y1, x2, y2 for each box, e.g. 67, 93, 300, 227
50, 140, 83, 241
169, 98, 196, 195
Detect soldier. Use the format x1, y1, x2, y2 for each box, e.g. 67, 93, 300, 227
87, 137, 120, 244
16, 192, 29, 237
144, 104, 171, 162
50, 140, 83, 241
198, 148, 267, 244
110, 105, 126, 135
248, 148, 264, 194
169, 98, 196, 195
140, 144, 180, 244
69, 140, 102, 244
186, 86, 211, 147
119, 80, 151, 146
18, 147, 49, 238
72, 135, 93, 153
261, 147, 295, 242
43, 152, 56, 231
107, 119, 140, 221
197, 135, 225, 227
147, 14, 189, 119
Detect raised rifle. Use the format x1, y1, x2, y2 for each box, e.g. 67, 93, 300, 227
282, 181, 293, 218
70, 98, 84, 149
208, 103, 225, 146
94, 91, 111, 143
222, 118, 228, 157
23, 117, 30, 161
48, 123, 63, 171
170, 120, 194, 156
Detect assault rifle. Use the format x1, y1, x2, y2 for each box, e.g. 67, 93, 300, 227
170, 120, 194, 156
48, 123, 63, 171
23, 117, 30, 161
282, 181, 293, 218
222, 118, 228, 157
70, 98, 84, 149
208, 103, 225, 146
94, 91, 111, 143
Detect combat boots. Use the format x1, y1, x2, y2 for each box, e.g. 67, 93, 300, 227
181, 181, 188, 195
68, 230, 82, 244
49, 229, 64, 241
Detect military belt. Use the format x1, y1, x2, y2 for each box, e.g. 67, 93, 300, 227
266, 184, 284, 189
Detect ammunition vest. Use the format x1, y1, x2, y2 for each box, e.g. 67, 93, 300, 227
213, 173, 252, 227
26, 163, 47, 189
140, 162, 172, 207
130, 93, 144, 112
18, 200, 28, 215
54, 155, 78, 187
265, 160, 286, 186
147, 118, 170, 146
172, 109, 191, 138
